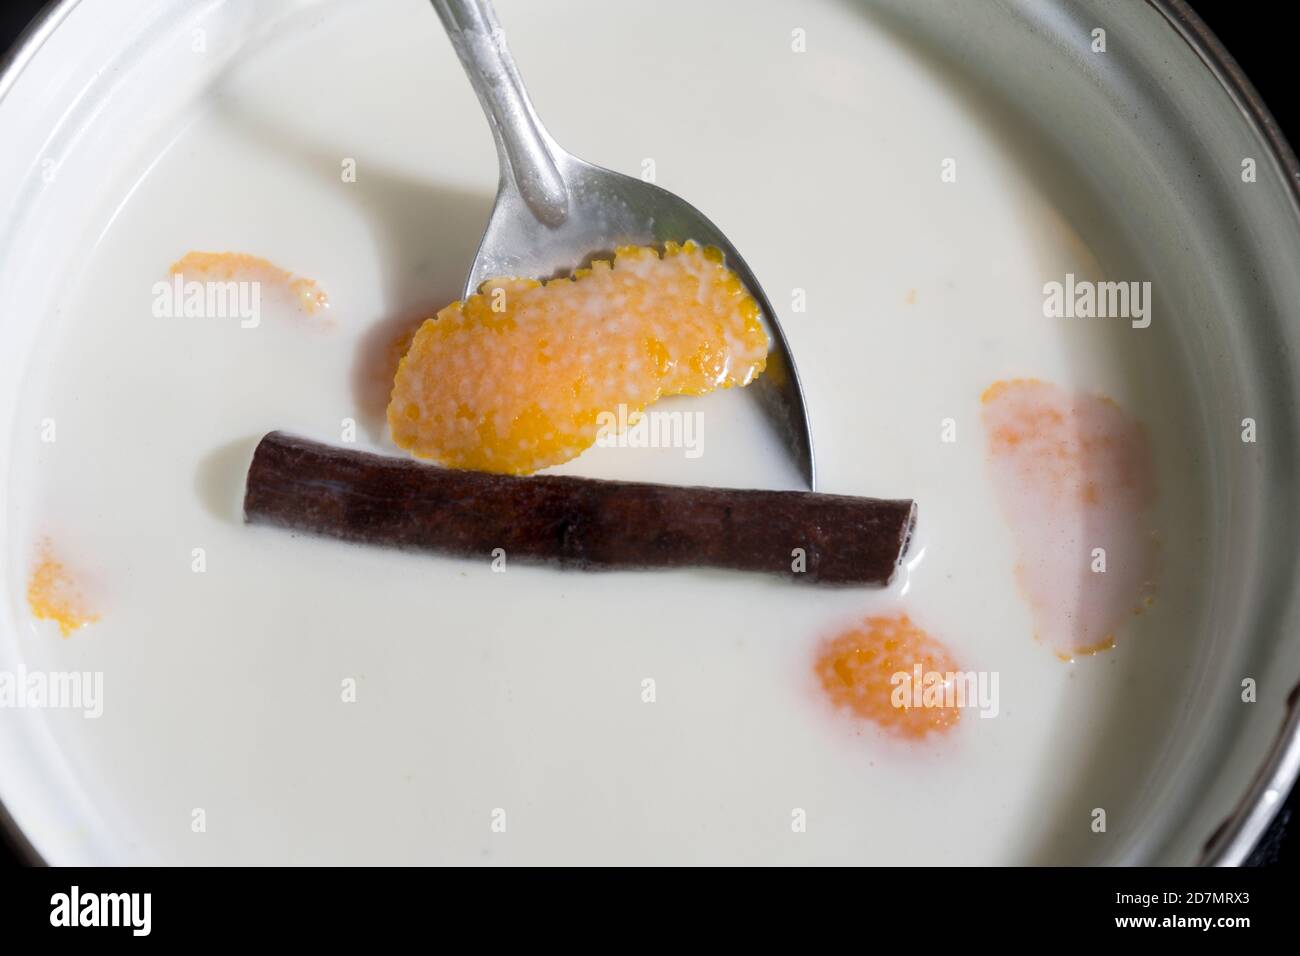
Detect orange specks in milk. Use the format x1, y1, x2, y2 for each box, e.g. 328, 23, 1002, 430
27, 540, 97, 637
387, 241, 769, 474
814, 614, 962, 739
981, 379, 1158, 659
169, 252, 329, 315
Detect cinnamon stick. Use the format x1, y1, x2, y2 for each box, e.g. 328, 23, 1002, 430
243, 432, 916, 585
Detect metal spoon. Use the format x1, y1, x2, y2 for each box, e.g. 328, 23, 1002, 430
430, 0, 816, 489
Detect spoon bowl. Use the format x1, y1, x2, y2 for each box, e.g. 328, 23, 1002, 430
432, 0, 816, 489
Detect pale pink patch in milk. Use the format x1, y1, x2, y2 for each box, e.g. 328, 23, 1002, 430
980, 379, 1157, 659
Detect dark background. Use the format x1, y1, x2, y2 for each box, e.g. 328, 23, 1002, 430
0, 0, 1293, 867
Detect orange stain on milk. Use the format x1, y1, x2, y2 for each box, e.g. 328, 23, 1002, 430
169, 252, 329, 315
814, 614, 962, 739
27, 541, 97, 637
981, 379, 1157, 660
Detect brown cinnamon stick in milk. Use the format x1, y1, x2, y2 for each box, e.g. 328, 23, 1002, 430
243, 432, 916, 585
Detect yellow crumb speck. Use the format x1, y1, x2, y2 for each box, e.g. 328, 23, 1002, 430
980, 377, 1048, 406
27, 541, 97, 637
1055, 636, 1117, 663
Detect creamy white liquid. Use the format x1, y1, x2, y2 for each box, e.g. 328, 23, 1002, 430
4, 0, 1211, 864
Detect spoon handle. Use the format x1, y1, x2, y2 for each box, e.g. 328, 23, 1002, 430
431, 0, 569, 226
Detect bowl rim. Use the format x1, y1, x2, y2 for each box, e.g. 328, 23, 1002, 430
0, 0, 1296, 868
1141, 2, 1300, 866
0, 0, 80, 869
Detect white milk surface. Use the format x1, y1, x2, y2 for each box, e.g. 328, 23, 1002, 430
3, 0, 1211, 863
